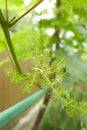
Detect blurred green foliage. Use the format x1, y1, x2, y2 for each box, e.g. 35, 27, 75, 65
39, 88, 87, 130
0, 0, 87, 129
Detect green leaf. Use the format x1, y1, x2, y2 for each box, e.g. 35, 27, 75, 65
61, 0, 87, 7
12, 28, 42, 59
0, 0, 24, 12
0, 29, 6, 52
74, 25, 87, 35
8, 0, 23, 6
60, 111, 81, 130
66, 54, 87, 82
0, 40, 6, 52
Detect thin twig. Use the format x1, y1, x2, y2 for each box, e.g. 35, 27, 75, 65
5, 0, 9, 21
9, 0, 44, 27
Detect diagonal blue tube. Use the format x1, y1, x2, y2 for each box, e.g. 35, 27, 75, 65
0, 87, 51, 129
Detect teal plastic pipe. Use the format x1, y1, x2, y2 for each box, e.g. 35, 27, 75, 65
0, 87, 51, 129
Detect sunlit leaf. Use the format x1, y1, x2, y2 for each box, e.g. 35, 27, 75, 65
0, 29, 6, 52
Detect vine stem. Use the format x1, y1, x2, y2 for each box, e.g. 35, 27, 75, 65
9, 0, 44, 27
3, 39, 17, 70
0, 10, 22, 73
5, 0, 9, 21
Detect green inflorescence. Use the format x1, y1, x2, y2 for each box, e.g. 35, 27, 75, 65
50, 87, 87, 117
